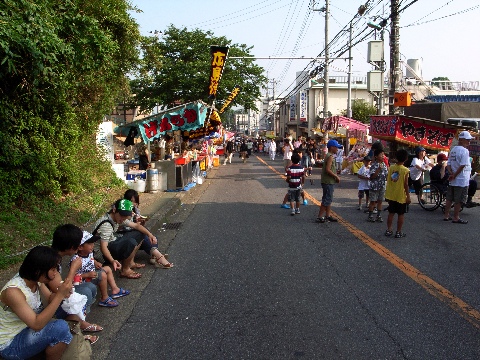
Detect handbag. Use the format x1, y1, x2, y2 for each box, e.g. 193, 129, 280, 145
61, 320, 92, 360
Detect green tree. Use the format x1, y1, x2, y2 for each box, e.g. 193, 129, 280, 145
342, 99, 377, 123
0, 0, 141, 203
130, 25, 267, 112
431, 76, 452, 90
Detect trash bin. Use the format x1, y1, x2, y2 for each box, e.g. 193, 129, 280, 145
146, 168, 159, 193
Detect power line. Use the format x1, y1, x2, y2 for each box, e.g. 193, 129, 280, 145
402, 4, 480, 28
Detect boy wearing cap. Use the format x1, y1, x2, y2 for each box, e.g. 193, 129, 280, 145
71, 231, 130, 308
357, 156, 372, 210
316, 139, 341, 223
93, 199, 154, 279
444, 131, 474, 223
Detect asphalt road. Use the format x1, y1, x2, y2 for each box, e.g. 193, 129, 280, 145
104, 154, 480, 360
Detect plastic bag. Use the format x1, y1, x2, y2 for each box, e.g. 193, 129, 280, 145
61, 292, 88, 321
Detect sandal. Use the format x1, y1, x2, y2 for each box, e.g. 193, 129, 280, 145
98, 296, 118, 308
111, 288, 130, 299
452, 219, 468, 224
155, 255, 174, 269
395, 232, 406, 238
120, 271, 142, 279
82, 324, 103, 332
385, 230, 393, 237
84, 335, 99, 345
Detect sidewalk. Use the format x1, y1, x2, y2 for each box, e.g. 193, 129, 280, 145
0, 165, 217, 360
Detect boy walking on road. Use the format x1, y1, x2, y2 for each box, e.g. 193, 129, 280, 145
385, 149, 411, 238
286, 153, 305, 215
367, 148, 388, 222
316, 139, 342, 223
357, 156, 371, 210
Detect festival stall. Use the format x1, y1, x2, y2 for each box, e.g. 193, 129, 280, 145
113, 45, 240, 190
320, 116, 369, 173
369, 115, 458, 151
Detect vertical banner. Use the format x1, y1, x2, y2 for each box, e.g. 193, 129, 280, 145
289, 95, 296, 122
97, 121, 114, 163
299, 90, 307, 122
219, 85, 241, 114
208, 46, 229, 99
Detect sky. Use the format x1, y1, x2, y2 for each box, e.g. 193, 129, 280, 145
129, 0, 480, 98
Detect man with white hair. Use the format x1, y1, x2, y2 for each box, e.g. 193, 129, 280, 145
443, 131, 473, 224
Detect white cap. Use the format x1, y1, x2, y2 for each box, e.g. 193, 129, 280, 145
459, 131, 473, 140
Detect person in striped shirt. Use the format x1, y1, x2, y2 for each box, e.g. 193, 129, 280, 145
286, 152, 305, 216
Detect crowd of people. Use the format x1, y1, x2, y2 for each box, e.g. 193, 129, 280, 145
0, 189, 173, 359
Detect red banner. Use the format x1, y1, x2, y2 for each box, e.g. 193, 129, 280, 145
369, 116, 456, 151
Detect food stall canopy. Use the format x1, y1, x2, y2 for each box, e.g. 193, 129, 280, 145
114, 101, 209, 143
322, 116, 368, 141
369, 115, 464, 151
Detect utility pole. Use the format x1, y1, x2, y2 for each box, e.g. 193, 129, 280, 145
312, 0, 330, 120
389, 0, 400, 115
346, 21, 352, 118
324, 0, 330, 120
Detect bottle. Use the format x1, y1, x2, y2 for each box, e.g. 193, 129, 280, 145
73, 274, 82, 286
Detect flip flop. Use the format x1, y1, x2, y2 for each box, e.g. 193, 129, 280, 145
84, 335, 99, 345
111, 288, 130, 299
120, 271, 142, 279
82, 324, 103, 332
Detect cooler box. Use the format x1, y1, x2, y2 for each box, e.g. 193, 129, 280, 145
175, 157, 187, 165
126, 171, 146, 180
216, 147, 224, 155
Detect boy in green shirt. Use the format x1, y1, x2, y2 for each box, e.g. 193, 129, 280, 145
316, 139, 341, 223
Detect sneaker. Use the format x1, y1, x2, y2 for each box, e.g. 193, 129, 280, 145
357, 206, 361, 210
385, 230, 393, 236
303, 199, 308, 206
367, 216, 375, 222
316, 216, 326, 223
280, 204, 290, 209
295, 208, 300, 214
376, 216, 383, 223
395, 232, 406, 238
326, 216, 338, 222
291, 210, 295, 216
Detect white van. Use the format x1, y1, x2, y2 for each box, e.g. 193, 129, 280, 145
447, 118, 480, 131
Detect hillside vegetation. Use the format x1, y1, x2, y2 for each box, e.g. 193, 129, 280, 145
0, 0, 140, 267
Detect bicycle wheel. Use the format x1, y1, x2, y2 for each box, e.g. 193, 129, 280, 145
418, 183, 442, 211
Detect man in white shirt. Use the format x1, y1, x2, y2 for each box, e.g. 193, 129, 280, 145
444, 131, 473, 224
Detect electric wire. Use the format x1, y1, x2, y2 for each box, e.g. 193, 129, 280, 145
187, 0, 287, 28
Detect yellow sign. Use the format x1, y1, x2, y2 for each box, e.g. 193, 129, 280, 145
208, 46, 229, 98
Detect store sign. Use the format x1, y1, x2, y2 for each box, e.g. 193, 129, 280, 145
370, 116, 456, 150
289, 95, 296, 122
468, 138, 480, 156
208, 46, 229, 98
219, 86, 241, 114
299, 90, 307, 122
137, 102, 208, 142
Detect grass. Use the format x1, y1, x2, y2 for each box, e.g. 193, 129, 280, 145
0, 185, 127, 269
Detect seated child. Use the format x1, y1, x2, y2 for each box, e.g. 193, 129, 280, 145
71, 231, 131, 308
